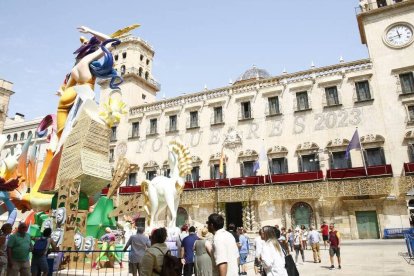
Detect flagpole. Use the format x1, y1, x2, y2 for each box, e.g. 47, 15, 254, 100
356, 127, 368, 176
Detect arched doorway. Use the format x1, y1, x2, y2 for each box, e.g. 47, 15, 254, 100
176, 207, 188, 228
291, 202, 313, 228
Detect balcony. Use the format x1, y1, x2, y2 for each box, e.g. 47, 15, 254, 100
327, 165, 393, 179
101, 185, 141, 195
403, 163, 414, 175
266, 171, 323, 183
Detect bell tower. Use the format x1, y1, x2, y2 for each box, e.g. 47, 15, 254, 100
98, 34, 160, 107
356, 0, 414, 65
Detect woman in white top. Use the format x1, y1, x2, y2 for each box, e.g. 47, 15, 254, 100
261, 226, 288, 276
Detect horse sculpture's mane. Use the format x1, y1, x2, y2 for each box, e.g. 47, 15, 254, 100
169, 140, 192, 178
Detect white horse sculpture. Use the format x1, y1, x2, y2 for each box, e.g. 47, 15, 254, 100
141, 141, 192, 229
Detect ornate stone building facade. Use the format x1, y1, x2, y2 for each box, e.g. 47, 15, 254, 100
2, 1, 413, 238
0, 79, 14, 134
101, 0, 414, 239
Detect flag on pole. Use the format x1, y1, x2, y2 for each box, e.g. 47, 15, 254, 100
253, 160, 260, 173
254, 144, 267, 174
345, 129, 361, 159
219, 148, 225, 175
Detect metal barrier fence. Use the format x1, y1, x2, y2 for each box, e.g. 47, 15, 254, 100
41, 248, 256, 276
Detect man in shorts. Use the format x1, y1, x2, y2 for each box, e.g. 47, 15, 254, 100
328, 223, 341, 270
321, 221, 329, 249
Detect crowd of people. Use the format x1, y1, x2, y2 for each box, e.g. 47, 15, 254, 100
0, 216, 342, 276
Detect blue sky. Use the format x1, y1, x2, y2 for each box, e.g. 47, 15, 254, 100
0, 0, 367, 120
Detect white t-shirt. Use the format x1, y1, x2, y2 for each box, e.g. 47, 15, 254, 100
254, 236, 264, 259
212, 229, 239, 276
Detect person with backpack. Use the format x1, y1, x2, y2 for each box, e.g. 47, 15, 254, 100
31, 228, 58, 276
141, 227, 182, 276
7, 223, 32, 276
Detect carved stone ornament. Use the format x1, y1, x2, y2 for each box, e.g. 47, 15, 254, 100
116, 141, 128, 157
360, 134, 385, 148
326, 138, 350, 149
223, 127, 242, 149
191, 156, 202, 166
404, 130, 414, 141
143, 160, 159, 172
209, 152, 226, 164
296, 142, 319, 154
162, 160, 169, 169
267, 146, 288, 158
238, 149, 258, 162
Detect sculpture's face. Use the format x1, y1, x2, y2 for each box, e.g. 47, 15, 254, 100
51, 230, 62, 244
56, 208, 65, 224
84, 237, 94, 251
74, 233, 83, 249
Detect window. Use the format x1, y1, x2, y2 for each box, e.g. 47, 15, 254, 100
28, 131, 32, 138
131, 122, 139, 138
146, 59, 150, 65
169, 115, 177, 132
122, 52, 127, 59
164, 169, 171, 177
13, 134, 17, 141
409, 144, 414, 163
271, 158, 288, 174
241, 161, 256, 177
20, 132, 25, 141
325, 86, 339, 106
364, 148, 386, 166
145, 72, 149, 80
110, 127, 117, 141
355, 80, 371, 101
142, 94, 146, 100
299, 154, 320, 172
408, 106, 414, 122
186, 166, 200, 182
114, 54, 118, 61
109, 148, 114, 162
376, 0, 387, 7
268, 96, 280, 115
120, 65, 126, 75
213, 106, 223, 124
241, 102, 252, 119
400, 72, 414, 94
211, 164, 226, 179
6, 135, 10, 141
189, 111, 198, 128
330, 151, 351, 169
140, 54, 144, 61
127, 173, 137, 186
139, 67, 143, 77
147, 170, 157, 180
150, 119, 157, 134
296, 92, 309, 111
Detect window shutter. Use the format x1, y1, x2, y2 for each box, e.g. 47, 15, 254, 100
379, 147, 386, 165
240, 163, 244, 177
329, 153, 334, 169
347, 154, 352, 168
363, 150, 369, 167
298, 156, 303, 172
284, 157, 288, 173
210, 165, 214, 179
223, 163, 227, 179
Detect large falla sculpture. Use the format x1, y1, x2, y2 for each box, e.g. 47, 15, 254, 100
0, 25, 138, 253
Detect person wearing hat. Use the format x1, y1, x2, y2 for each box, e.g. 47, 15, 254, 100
293, 226, 304, 265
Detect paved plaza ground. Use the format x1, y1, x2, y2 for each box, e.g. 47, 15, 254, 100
58, 239, 413, 275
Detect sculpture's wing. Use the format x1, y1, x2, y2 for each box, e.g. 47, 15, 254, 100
110, 24, 140, 38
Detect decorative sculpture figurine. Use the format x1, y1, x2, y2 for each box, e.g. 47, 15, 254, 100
141, 141, 192, 229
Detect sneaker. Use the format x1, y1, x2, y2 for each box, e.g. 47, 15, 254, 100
338, 265, 341, 269
329, 265, 335, 270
